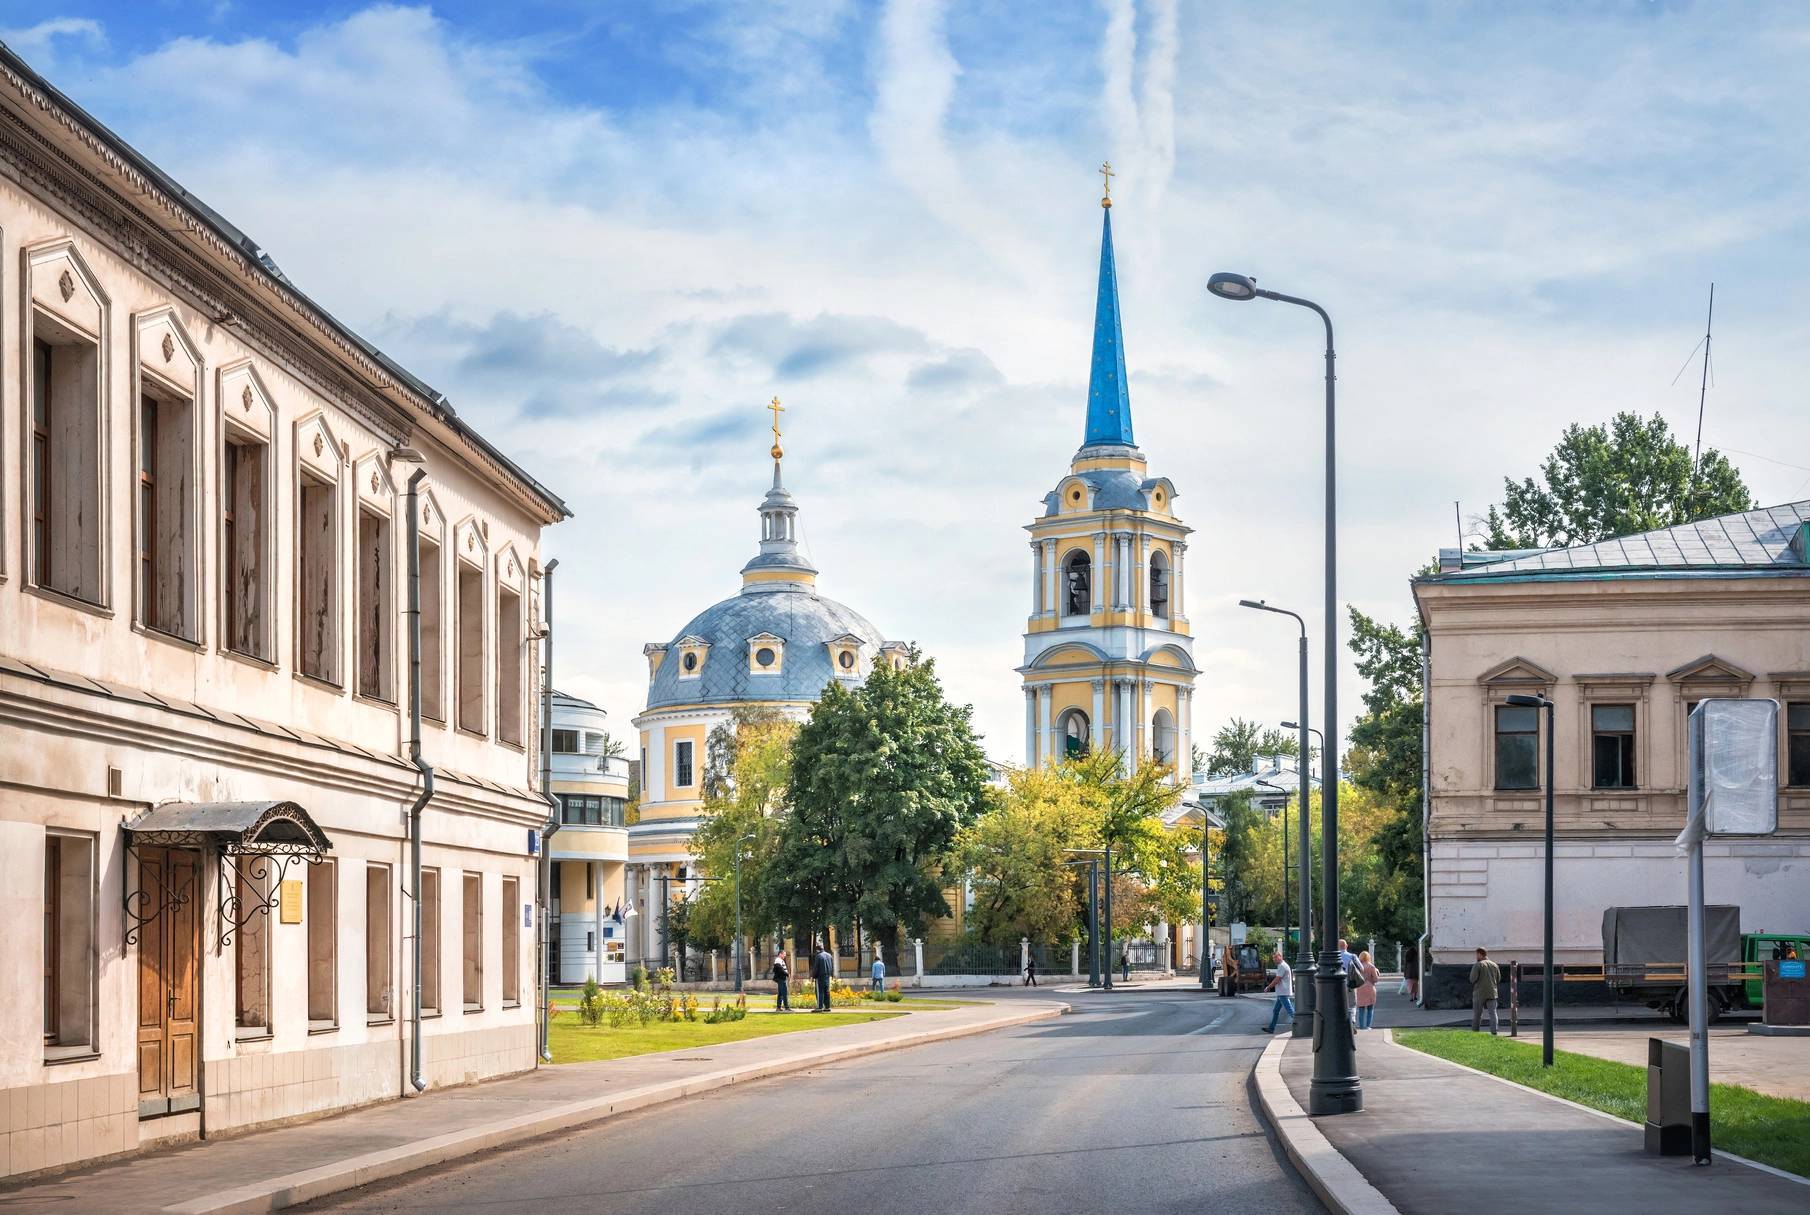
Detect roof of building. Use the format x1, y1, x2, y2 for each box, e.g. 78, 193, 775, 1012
1084, 206, 1135, 448
550, 690, 601, 712
1421, 501, 1810, 585
1187, 755, 1318, 805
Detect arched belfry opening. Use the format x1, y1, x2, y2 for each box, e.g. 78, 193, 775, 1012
1064, 551, 1091, 618
1149, 550, 1170, 619
1060, 708, 1091, 758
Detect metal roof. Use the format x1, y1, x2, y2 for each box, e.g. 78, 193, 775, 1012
1424, 501, 1810, 584
125, 801, 332, 854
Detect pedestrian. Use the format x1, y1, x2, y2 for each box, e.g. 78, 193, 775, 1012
871, 947, 886, 993
771, 950, 791, 1012
1403, 945, 1421, 1005
1469, 946, 1501, 1034
1354, 950, 1380, 1030
812, 939, 834, 1012
1338, 938, 1360, 1024
1024, 955, 1037, 987
1121, 948, 1131, 984
1260, 949, 1293, 1034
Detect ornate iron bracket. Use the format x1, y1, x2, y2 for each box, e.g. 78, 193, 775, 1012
217, 852, 319, 949
123, 838, 198, 948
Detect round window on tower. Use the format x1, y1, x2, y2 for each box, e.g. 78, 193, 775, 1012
1069, 487, 1083, 505
755, 647, 776, 668
838, 650, 856, 670
682, 652, 698, 672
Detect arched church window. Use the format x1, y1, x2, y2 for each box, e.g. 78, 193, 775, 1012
1152, 708, 1175, 768
1063, 551, 1091, 618
1150, 551, 1170, 619
1061, 709, 1090, 758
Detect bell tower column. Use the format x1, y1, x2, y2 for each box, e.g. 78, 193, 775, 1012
1091, 679, 1105, 753
1039, 685, 1054, 767
1043, 539, 1060, 620
1173, 540, 1187, 622
1024, 687, 1037, 767
1091, 532, 1106, 613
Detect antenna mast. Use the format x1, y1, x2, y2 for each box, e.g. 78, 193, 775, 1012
1688, 284, 1714, 515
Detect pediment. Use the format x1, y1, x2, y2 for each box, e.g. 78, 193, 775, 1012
674, 635, 710, 649
219, 360, 275, 443
294, 413, 343, 481
496, 544, 527, 591
136, 307, 201, 391
746, 632, 784, 645
1666, 654, 1754, 685
414, 487, 446, 540
453, 516, 488, 568
1478, 656, 1556, 685
27, 239, 107, 338
353, 452, 396, 515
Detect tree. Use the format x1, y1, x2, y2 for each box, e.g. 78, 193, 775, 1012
768, 651, 989, 957
688, 709, 795, 950
1481, 411, 1753, 550
951, 768, 1089, 945
1341, 606, 1425, 944
1204, 718, 1297, 776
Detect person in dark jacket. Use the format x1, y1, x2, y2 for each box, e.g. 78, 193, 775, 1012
811, 940, 834, 1011
772, 951, 791, 1012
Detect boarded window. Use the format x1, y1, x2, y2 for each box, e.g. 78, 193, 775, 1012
234, 858, 270, 1032
307, 859, 337, 1025
463, 873, 484, 1010
501, 876, 520, 1006
223, 439, 268, 659
420, 868, 441, 1013
357, 509, 393, 701
457, 565, 484, 733
419, 539, 444, 720
299, 473, 339, 683
366, 864, 392, 1018
497, 586, 523, 745
137, 385, 195, 637
1494, 704, 1539, 790
30, 325, 103, 602
44, 833, 95, 1050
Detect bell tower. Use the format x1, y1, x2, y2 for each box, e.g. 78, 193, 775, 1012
1017, 170, 1198, 776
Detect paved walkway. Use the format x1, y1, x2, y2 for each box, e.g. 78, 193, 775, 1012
0, 1000, 1064, 1215
1276, 1031, 1808, 1214
1555, 1025, 1810, 1103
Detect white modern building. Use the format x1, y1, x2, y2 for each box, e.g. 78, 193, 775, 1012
546, 691, 630, 985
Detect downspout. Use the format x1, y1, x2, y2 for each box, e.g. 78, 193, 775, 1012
1418, 626, 1431, 1006
538, 559, 560, 1064
405, 464, 432, 1093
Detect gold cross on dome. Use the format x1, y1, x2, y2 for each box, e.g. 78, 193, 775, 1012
768, 397, 785, 442
1100, 161, 1114, 203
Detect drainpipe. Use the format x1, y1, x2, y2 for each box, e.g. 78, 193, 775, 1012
538, 560, 560, 1064
403, 461, 431, 1093
1418, 627, 1431, 1006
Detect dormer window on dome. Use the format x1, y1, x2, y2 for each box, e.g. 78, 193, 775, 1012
643, 642, 668, 682
747, 632, 785, 675
826, 633, 864, 678
675, 635, 710, 680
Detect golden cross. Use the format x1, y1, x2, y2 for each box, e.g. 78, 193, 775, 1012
768, 397, 785, 444
1100, 161, 1114, 202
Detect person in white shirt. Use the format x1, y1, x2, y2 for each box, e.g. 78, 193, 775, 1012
1260, 950, 1293, 1033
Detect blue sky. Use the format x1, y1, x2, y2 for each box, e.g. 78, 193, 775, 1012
7, 2, 1809, 762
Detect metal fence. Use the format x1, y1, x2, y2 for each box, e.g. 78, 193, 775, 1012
919, 940, 1166, 978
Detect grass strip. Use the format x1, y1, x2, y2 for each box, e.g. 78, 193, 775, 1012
1394, 1029, 1810, 1179
548, 1009, 907, 1063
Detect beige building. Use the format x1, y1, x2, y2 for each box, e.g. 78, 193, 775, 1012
1414, 502, 1810, 999
0, 47, 566, 1179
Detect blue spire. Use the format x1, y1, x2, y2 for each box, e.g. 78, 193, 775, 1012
1084, 206, 1135, 447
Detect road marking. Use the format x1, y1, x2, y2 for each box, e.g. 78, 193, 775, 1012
1186, 1009, 1235, 1035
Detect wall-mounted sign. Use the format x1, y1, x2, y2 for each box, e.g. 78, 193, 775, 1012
280, 880, 304, 923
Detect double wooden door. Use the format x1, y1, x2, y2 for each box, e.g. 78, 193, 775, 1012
137, 846, 200, 1118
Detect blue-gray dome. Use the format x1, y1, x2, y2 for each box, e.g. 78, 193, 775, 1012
644, 589, 888, 711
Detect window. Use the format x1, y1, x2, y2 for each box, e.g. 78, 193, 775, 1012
1063, 551, 1091, 617
308, 859, 337, 1026
234, 858, 270, 1033
1494, 704, 1539, 790
552, 729, 581, 754
560, 794, 628, 827
1591, 704, 1636, 788
682, 651, 699, 673
1790, 705, 1810, 788
462, 873, 483, 1011
501, 876, 520, 1006
29, 326, 103, 602
457, 565, 484, 733
1152, 707, 1176, 767
1061, 710, 1090, 758
299, 473, 339, 683
137, 385, 195, 637
43, 833, 95, 1051
497, 585, 523, 745
674, 739, 695, 788
366, 864, 392, 1019
838, 650, 857, 671
419, 538, 444, 720
1149, 551, 1170, 619
223, 438, 268, 659
420, 868, 442, 1014
357, 509, 393, 701
755, 646, 776, 668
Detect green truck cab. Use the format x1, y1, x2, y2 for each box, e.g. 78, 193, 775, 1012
1743, 934, 1810, 1008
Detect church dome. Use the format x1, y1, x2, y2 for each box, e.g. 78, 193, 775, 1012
644, 589, 888, 711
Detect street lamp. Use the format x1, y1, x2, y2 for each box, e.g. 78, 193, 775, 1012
1241, 598, 1316, 1039
1506, 693, 1557, 1066
733, 834, 756, 993
1193, 810, 1215, 990
1211, 271, 1359, 1115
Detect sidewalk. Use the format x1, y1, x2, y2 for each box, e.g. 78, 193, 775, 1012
1554, 1025, 1810, 1103
1257, 1030, 1808, 1215
0, 999, 1065, 1215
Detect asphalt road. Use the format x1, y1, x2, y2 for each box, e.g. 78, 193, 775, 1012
299, 986, 1325, 1215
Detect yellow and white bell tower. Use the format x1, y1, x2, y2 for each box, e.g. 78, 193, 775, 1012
1018, 170, 1197, 776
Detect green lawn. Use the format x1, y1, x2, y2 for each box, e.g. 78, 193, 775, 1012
548, 991, 974, 1013
1394, 1029, 1810, 1179
547, 1009, 912, 1062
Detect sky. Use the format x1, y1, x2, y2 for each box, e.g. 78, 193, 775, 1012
7, 1, 1810, 766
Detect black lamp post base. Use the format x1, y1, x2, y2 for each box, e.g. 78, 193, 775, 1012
1309, 962, 1363, 1115
1309, 1075, 1364, 1115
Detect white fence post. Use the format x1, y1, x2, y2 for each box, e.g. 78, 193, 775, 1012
914, 937, 924, 984
1072, 939, 1080, 976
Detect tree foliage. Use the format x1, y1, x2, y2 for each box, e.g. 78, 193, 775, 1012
1340, 606, 1425, 944
767, 652, 989, 951
1481, 411, 1753, 550
1204, 717, 1298, 776
688, 709, 795, 948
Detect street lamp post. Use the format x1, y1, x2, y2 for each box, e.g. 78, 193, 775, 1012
733, 834, 756, 994
1506, 693, 1557, 1066
1063, 850, 1106, 988
1198, 813, 1214, 991
1210, 271, 1359, 1115
1241, 598, 1316, 1040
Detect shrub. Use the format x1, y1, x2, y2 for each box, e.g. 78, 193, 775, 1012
704, 996, 748, 1024
603, 992, 636, 1028
634, 990, 659, 1027
827, 979, 861, 1008
655, 967, 677, 990
630, 965, 647, 992
885, 989, 904, 1002
577, 977, 605, 1027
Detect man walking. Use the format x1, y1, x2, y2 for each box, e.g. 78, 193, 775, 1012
1259, 949, 1293, 1034
871, 946, 886, 993
811, 940, 834, 1012
1470, 946, 1501, 1034
771, 950, 791, 1012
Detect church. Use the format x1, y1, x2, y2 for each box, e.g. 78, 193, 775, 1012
1018, 174, 1199, 777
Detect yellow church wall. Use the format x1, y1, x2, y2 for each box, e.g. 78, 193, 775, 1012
665, 723, 707, 802
1147, 650, 1181, 668
1043, 647, 1098, 666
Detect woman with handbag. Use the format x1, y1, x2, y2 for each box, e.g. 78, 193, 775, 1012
1353, 949, 1380, 1029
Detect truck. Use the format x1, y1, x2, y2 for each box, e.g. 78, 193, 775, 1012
1598, 906, 1810, 1023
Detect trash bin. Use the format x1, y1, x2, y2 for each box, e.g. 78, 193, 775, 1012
1644, 1038, 1691, 1156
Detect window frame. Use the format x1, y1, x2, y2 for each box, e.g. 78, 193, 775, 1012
496, 576, 524, 746
1590, 703, 1638, 790
673, 738, 696, 790
25, 308, 107, 609
132, 312, 204, 645
501, 875, 521, 1007
1788, 703, 1810, 789
462, 872, 484, 1013
420, 867, 442, 1016
295, 417, 345, 688
307, 858, 338, 1030
366, 862, 394, 1022
43, 830, 98, 1059
218, 364, 277, 665
234, 855, 272, 1038
1493, 703, 1541, 791
455, 535, 487, 736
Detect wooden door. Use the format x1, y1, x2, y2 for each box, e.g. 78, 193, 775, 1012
136, 846, 201, 1118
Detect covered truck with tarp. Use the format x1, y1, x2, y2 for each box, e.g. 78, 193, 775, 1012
1602, 905, 1743, 1022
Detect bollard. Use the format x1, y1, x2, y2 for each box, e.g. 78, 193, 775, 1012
1510, 961, 1519, 1037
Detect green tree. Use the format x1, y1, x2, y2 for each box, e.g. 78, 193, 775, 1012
1341, 606, 1425, 944
951, 769, 1088, 945
688, 709, 795, 949
768, 651, 989, 956
1482, 411, 1753, 550
1205, 718, 1297, 776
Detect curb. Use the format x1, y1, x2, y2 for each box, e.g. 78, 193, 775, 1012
1251, 1036, 1399, 1215
162, 1002, 1068, 1215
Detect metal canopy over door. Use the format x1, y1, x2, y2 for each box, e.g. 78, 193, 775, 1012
136, 846, 200, 1118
